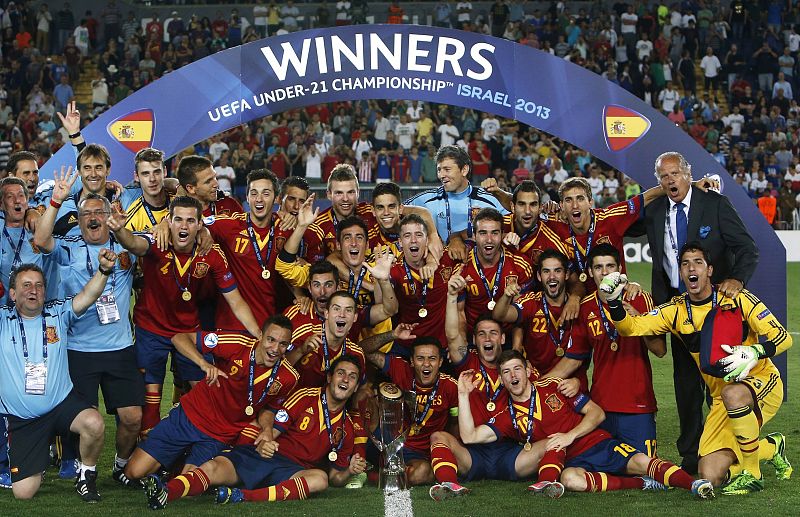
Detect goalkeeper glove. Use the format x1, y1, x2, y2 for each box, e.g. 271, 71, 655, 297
718, 344, 765, 382
598, 272, 628, 302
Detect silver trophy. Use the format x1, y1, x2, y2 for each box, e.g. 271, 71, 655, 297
371, 382, 417, 493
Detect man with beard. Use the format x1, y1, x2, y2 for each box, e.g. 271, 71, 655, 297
455, 208, 532, 333
493, 250, 590, 392
145, 355, 366, 508
176, 155, 243, 218
108, 196, 261, 436
365, 337, 459, 486
125, 316, 298, 484
386, 213, 456, 353
457, 351, 715, 498
34, 168, 144, 488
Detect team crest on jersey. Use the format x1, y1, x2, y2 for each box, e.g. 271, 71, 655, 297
193, 262, 209, 278
332, 426, 345, 445
268, 380, 283, 395
275, 236, 287, 251
203, 333, 218, 349
439, 267, 452, 282
596, 236, 611, 246
28, 239, 41, 254
118, 251, 132, 270
545, 393, 563, 412
275, 409, 289, 423
46, 326, 59, 343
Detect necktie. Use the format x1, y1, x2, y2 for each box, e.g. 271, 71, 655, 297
676, 202, 688, 292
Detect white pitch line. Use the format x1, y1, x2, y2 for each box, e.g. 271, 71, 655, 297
384, 489, 414, 517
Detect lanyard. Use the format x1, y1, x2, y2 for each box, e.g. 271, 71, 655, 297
321, 390, 346, 454
541, 294, 567, 349
472, 248, 504, 301
412, 376, 439, 428
84, 238, 116, 292
441, 186, 473, 239
479, 363, 502, 403
2, 226, 26, 272
595, 295, 618, 343
16, 309, 48, 363
509, 386, 536, 445
569, 211, 595, 275
246, 214, 274, 275
172, 244, 197, 295
321, 324, 345, 372
685, 287, 717, 331
209, 201, 216, 216
348, 266, 367, 297
247, 348, 281, 409
665, 206, 681, 260
143, 201, 158, 227
518, 223, 540, 254
402, 259, 429, 307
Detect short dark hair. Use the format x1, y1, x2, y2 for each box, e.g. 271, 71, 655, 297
435, 144, 471, 173
6, 151, 38, 175
169, 195, 203, 219
399, 213, 428, 235
537, 249, 570, 272
679, 241, 712, 265
474, 312, 502, 330
410, 336, 442, 356
134, 147, 165, 170
309, 260, 340, 284
329, 290, 358, 308
0, 176, 28, 193
262, 313, 293, 335
587, 242, 620, 268
77, 143, 111, 169
329, 353, 363, 379
473, 207, 504, 228
336, 215, 369, 242
372, 182, 402, 204
498, 349, 526, 368
327, 164, 358, 191
279, 176, 309, 199
558, 177, 592, 200
10, 263, 46, 290
176, 155, 212, 187
246, 168, 279, 193
512, 180, 542, 205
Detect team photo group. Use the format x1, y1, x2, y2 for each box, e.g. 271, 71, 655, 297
0, 100, 792, 509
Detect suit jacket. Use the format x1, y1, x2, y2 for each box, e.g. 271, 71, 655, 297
631, 186, 758, 304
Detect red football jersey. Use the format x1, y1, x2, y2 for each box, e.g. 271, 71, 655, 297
502, 214, 569, 288
294, 328, 366, 388
273, 387, 360, 470
181, 331, 299, 443
284, 303, 370, 350
206, 213, 293, 330
134, 240, 237, 337
487, 378, 610, 460
383, 356, 458, 456
513, 291, 589, 392
458, 247, 532, 331
303, 202, 376, 262
571, 292, 657, 414
203, 195, 243, 218
388, 254, 455, 349
453, 351, 507, 425
367, 223, 402, 257
548, 195, 644, 290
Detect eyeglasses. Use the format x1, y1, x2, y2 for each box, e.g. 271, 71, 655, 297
79, 210, 110, 218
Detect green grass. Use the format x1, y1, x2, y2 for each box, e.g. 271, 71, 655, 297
2, 263, 798, 516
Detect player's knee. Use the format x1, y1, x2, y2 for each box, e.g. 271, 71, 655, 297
117, 407, 143, 429
81, 410, 105, 439
560, 468, 586, 491
11, 480, 40, 500
430, 431, 451, 446
303, 471, 329, 494
407, 461, 434, 485
698, 467, 726, 487
720, 383, 752, 409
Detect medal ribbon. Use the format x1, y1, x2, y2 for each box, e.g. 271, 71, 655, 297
246, 214, 274, 276
541, 294, 566, 350
508, 386, 536, 445
479, 363, 502, 403
569, 211, 595, 277
16, 309, 48, 363
171, 244, 197, 296
595, 294, 618, 343
441, 185, 473, 239
2, 226, 26, 272
412, 376, 439, 429
472, 248, 504, 302
685, 286, 717, 331
247, 347, 282, 411
348, 266, 367, 297
402, 259, 430, 308
321, 390, 346, 455
321, 323, 346, 372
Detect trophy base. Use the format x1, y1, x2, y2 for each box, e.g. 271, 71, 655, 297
379, 470, 408, 493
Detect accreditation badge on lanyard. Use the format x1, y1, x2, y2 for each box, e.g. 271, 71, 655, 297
96, 294, 120, 325
20, 311, 48, 395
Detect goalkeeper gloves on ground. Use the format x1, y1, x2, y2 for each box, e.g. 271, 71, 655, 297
598, 272, 628, 302
718, 344, 765, 382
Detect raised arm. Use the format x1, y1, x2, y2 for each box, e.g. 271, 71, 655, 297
446, 269, 469, 364
72, 248, 116, 315
33, 166, 78, 253
221, 288, 262, 338
456, 371, 497, 444
106, 204, 151, 256
492, 276, 521, 323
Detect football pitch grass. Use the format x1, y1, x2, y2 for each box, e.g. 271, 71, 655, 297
2, 263, 798, 516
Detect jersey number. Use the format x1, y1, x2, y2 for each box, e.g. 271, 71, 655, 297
234, 237, 249, 254
589, 320, 603, 337
299, 416, 310, 430
613, 442, 638, 458
530, 317, 548, 334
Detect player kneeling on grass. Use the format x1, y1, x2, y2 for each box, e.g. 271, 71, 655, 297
451, 350, 714, 499
144, 355, 367, 509
599, 242, 793, 495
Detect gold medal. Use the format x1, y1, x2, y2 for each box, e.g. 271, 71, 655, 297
418, 308, 428, 318
328, 451, 338, 462
555, 347, 565, 357
579, 272, 587, 282
610, 341, 618, 351
487, 300, 496, 310
245, 405, 254, 416
181, 290, 192, 301
524, 442, 532, 451
486, 401, 496, 412
261, 269, 271, 280
410, 424, 420, 435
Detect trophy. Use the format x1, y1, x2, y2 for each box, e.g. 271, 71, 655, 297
371, 382, 417, 493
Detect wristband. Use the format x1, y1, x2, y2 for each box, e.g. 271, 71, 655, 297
98, 266, 113, 276
68, 131, 81, 138
50, 199, 62, 209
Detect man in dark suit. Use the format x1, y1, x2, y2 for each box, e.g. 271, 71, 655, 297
633, 151, 758, 474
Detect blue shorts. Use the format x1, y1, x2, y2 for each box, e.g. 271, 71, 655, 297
134, 326, 205, 384
139, 405, 226, 469
462, 441, 523, 482
220, 446, 306, 490
600, 412, 657, 456
566, 438, 638, 474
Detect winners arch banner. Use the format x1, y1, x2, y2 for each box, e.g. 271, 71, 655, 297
42, 25, 787, 373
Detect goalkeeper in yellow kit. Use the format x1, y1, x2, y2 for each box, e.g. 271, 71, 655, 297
597, 242, 792, 495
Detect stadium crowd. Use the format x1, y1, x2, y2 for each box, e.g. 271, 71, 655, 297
0, 0, 794, 509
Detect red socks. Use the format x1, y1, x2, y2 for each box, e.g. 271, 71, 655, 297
646, 458, 694, 490
241, 477, 310, 501
583, 471, 645, 492
141, 389, 162, 437
538, 450, 565, 482
166, 468, 210, 501
430, 442, 458, 483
